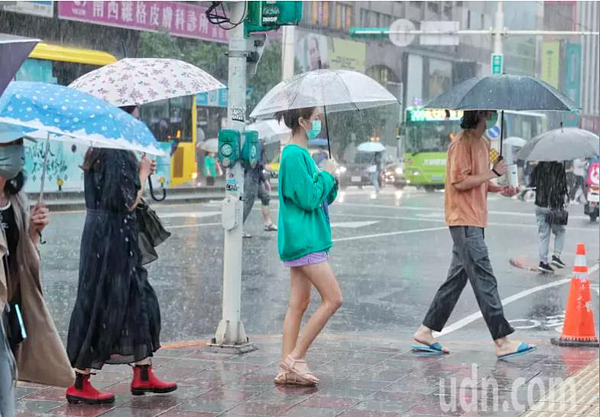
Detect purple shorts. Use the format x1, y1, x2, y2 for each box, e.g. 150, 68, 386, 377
283, 252, 328, 268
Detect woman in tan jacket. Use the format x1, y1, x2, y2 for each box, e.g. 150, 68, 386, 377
0, 138, 74, 417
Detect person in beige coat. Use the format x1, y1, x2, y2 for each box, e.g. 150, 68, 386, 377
0, 138, 74, 417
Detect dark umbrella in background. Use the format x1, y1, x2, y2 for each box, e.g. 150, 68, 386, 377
425, 74, 579, 156
0, 34, 39, 96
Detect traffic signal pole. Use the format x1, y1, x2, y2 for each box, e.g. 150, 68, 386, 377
207, 1, 256, 354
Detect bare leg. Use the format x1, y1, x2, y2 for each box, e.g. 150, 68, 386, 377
281, 268, 312, 362
289, 262, 342, 360
494, 337, 534, 356
413, 325, 450, 353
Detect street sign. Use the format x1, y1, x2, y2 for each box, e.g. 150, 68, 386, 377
491, 53, 503, 75
389, 19, 415, 47
420, 21, 459, 46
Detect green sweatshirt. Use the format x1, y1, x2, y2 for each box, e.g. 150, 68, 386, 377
278, 144, 338, 261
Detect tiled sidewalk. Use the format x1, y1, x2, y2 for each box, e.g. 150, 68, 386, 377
15, 335, 599, 417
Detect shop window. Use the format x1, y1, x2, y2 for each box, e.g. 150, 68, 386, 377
311, 1, 330, 26
335, 3, 353, 30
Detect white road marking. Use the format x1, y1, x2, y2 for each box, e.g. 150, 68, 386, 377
333, 226, 447, 243
159, 211, 220, 219
167, 222, 221, 229
330, 221, 378, 228
435, 263, 600, 337
332, 213, 598, 233
341, 202, 594, 221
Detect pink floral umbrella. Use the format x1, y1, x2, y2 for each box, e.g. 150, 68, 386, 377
69, 58, 225, 106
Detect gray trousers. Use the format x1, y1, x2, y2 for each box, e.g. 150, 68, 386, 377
535, 206, 566, 263
243, 171, 270, 224
0, 321, 16, 417
423, 226, 514, 341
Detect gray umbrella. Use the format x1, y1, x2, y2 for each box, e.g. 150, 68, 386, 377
516, 128, 599, 161
425, 75, 577, 111
0, 34, 39, 97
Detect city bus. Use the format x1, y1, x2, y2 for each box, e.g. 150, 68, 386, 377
401, 107, 462, 191
401, 107, 546, 191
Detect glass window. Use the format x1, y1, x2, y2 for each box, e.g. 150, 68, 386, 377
140, 96, 193, 143
404, 120, 462, 153
311, 1, 330, 25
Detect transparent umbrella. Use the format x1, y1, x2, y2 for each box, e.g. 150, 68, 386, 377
246, 119, 291, 144
250, 69, 398, 155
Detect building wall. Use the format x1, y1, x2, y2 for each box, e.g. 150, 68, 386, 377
578, 0, 600, 132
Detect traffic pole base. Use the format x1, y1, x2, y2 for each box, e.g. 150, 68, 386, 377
551, 337, 600, 348
205, 338, 258, 354
206, 319, 258, 354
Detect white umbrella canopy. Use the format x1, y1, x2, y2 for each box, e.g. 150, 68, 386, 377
246, 119, 291, 144
199, 138, 219, 153
250, 69, 399, 119
517, 128, 599, 161
503, 137, 527, 147
357, 142, 386, 153
69, 58, 225, 106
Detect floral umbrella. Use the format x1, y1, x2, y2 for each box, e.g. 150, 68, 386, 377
69, 58, 225, 106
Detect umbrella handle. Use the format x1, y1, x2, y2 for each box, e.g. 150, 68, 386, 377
148, 176, 167, 202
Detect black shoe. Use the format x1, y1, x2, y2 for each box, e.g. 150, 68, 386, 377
551, 256, 566, 269
539, 262, 554, 273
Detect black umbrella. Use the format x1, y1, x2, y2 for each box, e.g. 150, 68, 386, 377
0, 34, 39, 97
425, 75, 577, 111
425, 75, 579, 156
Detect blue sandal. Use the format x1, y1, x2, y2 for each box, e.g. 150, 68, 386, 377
411, 342, 448, 355
497, 342, 536, 360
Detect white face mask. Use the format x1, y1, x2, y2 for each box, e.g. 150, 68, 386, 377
0, 144, 24, 180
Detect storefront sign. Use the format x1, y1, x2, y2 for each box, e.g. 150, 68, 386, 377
58, 1, 229, 43
541, 41, 560, 89
2, 1, 53, 18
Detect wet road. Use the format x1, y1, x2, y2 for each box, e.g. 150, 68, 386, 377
40, 187, 600, 347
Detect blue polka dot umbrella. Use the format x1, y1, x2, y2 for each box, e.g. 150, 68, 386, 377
0, 81, 164, 199
0, 81, 163, 154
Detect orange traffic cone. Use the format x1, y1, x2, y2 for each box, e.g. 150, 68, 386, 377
551, 243, 599, 347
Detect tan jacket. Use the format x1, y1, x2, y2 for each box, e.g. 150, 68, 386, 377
2, 192, 74, 387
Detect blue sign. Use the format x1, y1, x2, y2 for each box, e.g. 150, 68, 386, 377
197, 88, 228, 108
487, 125, 501, 140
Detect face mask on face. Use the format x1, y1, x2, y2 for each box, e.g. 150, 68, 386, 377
0, 144, 24, 180
486, 113, 498, 130
305, 119, 322, 140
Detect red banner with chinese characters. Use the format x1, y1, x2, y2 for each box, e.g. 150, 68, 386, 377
58, 1, 229, 43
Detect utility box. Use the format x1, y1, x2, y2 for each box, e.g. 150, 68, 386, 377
218, 129, 241, 169
246, 1, 302, 35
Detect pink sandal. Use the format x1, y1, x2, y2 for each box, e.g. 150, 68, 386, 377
280, 355, 319, 386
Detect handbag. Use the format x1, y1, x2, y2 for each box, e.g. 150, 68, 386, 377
545, 209, 569, 225
136, 199, 171, 265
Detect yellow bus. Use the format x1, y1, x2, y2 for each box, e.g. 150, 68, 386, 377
19, 42, 199, 189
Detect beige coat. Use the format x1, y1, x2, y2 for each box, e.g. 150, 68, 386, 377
2, 192, 74, 387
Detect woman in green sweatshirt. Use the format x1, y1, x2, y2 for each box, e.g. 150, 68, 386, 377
274, 106, 342, 386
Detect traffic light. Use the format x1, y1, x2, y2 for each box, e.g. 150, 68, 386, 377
245, 1, 302, 36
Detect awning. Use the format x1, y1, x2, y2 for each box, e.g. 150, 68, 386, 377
29, 42, 117, 66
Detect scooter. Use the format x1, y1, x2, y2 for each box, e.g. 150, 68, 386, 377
584, 160, 599, 222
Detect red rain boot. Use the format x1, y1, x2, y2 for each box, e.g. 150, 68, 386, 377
66, 373, 115, 404
131, 364, 178, 395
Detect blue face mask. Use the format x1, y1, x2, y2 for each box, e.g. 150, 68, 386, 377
0, 144, 24, 180
306, 119, 322, 140
486, 113, 498, 130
